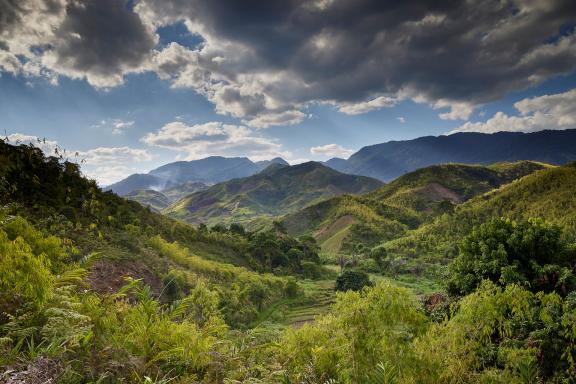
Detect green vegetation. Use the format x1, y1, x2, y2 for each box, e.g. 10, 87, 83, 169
386, 162, 576, 262
335, 270, 372, 292
163, 161, 383, 226
124, 189, 172, 211
447, 217, 575, 296
2, 139, 576, 382
283, 161, 549, 256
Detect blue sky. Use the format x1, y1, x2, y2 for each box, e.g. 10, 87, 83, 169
1, 1, 575, 184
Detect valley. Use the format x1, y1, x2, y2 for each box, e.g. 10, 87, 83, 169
1, 136, 576, 383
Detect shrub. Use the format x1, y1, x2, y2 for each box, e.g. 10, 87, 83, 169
335, 270, 372, 292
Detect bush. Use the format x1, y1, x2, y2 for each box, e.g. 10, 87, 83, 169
447, 217, 575, 296
335, 270, 372, 292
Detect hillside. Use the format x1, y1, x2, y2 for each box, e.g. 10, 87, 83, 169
0, 140, 315, 327
125, 189, 172, 211
385, 162, 576, 262
164, 161, 383, 225
2, 140, 576, 383
327, 129, 576, 181
283, 161, 551, 255
125, 182, 209, 211
108, 156, 288, 196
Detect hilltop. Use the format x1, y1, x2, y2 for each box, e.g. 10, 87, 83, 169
326, 129, 576, 181
107, 156, 289, 196
283, 161, 551, 255
163, 161, 383, 225
385, 161, 576, 262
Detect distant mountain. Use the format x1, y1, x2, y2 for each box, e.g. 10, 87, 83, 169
162, 181, 209, 202
108, 156, 287, 196
125, 189, 172, 211
124, 182, 209, 211
282, 161, 551, 254
255, 157, 289, 171
163, 161, 383, 225
326, 129, 576, 181
106, 174, 167, 196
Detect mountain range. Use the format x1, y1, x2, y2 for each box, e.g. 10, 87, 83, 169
111, 129, 576, 201
282, 161, 551, 254
163, 161, 383, 225
107, 156, 289, 195
325, 129, 576, 181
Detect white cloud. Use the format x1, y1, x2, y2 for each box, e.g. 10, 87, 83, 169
397, 117, 406, 123
2, 0, 576, 128
111, 120, 135, 135
79, 147, 154, 164
310, 143, 355, 159
452, 88, 576, 134
3, 133, 154, 184
142, 121, 291, 160
82, 165, 139, 186
335, 96, 398, 115
93, 119, 135, 134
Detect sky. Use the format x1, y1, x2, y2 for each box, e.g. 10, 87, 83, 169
1, 0, 575, 185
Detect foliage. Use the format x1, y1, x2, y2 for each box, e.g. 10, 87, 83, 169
335, 270, 372, 292
447, 218, 575, 296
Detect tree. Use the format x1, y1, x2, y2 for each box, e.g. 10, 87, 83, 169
228, 222, 246, 236
370, 247, 387, 269
335, 270, 372, 292
447, 217, 575, 296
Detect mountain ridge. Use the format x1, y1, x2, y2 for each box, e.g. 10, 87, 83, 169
108, 155, 289, 196
326, 129, 576, 181
163, 161, 383, 225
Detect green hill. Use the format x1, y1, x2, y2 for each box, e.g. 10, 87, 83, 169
125, 182, 208, 211
124, 189, 172, 211
2, 140, 576, 383
0, 140, 301, 326
283, 161, 551, 255
385, 162, 576, 262
163, 161, 383, 226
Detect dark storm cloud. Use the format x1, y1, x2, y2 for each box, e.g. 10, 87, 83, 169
51, 0, 156, 85
139, 0, 576, 121
1, 0, 575, 122
0, 0, 155, 86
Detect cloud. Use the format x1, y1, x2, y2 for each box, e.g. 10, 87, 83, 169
0, 0, 156, 88
310, 143, 355, 159
451, 88, 576, 134
142, 121, 291, 160
4, 133, 60, 155
334, 96, 398, 115
82, 165, 139, 186
397, 117, 406, 123
93, 119, 135, 134
79, 146, 154, 164
2, 0, 576, 123
135, 0, 576, 123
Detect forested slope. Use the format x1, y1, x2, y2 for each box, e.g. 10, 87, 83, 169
283, 161, 549, 255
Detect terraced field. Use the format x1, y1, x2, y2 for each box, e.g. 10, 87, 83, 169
284, 280, 335, 327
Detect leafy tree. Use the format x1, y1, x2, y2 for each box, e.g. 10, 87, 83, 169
228, 222, 246, 236
369, 246, 387, 269
335, 270, 372, 292
447, 217, 575, 296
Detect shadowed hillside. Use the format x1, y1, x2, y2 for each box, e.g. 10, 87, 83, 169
326, 129, 576, 181
283, 161, 551, 254
164, 161, 383, 225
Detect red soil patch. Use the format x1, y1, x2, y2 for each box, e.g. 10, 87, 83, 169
418, 182, 462, 203
86, 260, 163, 296
314, 215, 357, 243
